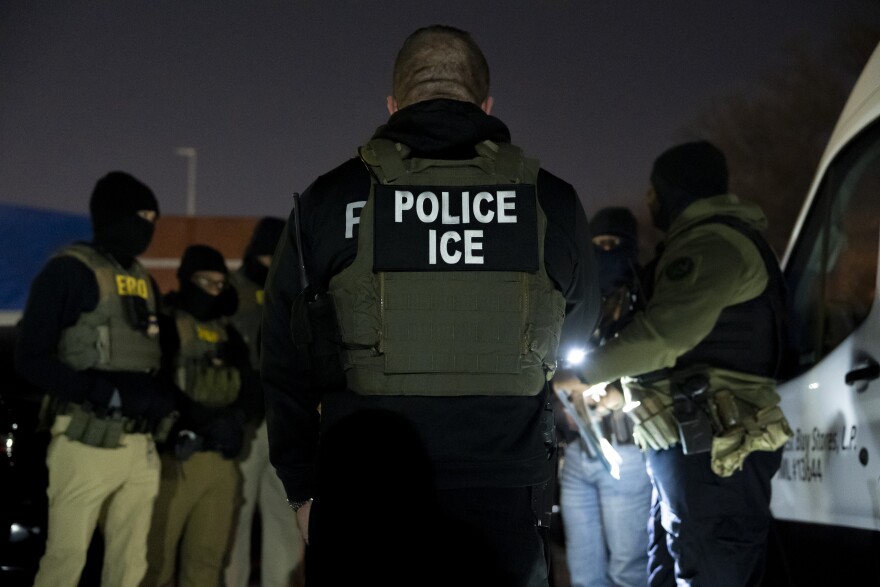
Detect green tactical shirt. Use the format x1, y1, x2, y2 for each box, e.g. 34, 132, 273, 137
581, 194, 770, 385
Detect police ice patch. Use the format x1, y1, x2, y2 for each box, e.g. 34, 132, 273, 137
665, 257, 695, 280
373, 184, 539, 271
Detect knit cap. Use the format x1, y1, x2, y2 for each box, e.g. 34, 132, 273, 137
650, 141, 728, 199
177, 244, 228, 281
589, 207, 638, 243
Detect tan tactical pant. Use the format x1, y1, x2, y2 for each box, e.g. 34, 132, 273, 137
225, 421, 304, 587
33, 415, 160, 587
143, 450, 240, 587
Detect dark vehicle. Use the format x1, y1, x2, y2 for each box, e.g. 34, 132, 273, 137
0, 321, 48, 586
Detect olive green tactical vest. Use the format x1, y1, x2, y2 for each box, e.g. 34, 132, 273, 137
328, 138, 566, 396
56, 243, 161, 372
174, 310, 240, 406
228, 269, 263, 370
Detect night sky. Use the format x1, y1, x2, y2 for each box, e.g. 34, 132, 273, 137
0, 1, 870, 223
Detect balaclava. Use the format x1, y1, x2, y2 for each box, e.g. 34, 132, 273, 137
590, 207, 639, 296
89, 171, 159, 264
241, 216, 285, 286
177, 244, 238, 320
649, 140, 728, 231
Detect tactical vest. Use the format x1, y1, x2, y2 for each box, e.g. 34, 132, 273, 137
56, 243, 161, 372
174, 310, 240, 406
327, 137, 566, 397
646, 216, 786, 378
228, 269, 263, 369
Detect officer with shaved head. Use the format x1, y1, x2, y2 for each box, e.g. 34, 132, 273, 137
261, 25, 600, 587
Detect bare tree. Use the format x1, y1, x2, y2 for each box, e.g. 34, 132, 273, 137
686, 10, 880, 256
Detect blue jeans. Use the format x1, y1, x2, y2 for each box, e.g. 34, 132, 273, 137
560, 441, 652, 587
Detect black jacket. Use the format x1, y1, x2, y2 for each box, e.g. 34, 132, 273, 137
261, 99, 600, 501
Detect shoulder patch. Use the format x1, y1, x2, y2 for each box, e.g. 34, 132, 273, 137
665, 257, 695, 281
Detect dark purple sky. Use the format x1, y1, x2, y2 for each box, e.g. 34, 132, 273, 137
0, 1, 871, 223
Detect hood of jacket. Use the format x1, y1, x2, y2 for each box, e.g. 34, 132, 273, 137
372, 98, 511, 158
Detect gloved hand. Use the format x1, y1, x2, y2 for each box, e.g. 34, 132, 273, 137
625, 389, 679, 451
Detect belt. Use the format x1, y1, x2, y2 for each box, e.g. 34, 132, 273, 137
60, 404, 153, 434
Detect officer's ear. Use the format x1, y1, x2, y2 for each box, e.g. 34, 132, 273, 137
386, 96, 398, 115
481, 96, 494, 115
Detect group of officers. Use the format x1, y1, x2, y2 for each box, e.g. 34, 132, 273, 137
16, 23, 794, 587
15, 173, 303, 587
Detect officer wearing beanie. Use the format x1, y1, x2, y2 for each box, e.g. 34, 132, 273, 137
554, 141, 793, 586
589, 206, 642, 344
15, 171, 179, 587
143, 243, 261, 587
225, 218, 305, 587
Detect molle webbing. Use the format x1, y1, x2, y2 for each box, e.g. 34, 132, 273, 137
328, 139, 565, 397
174, 311, 238, 406
55, 244, 160, 372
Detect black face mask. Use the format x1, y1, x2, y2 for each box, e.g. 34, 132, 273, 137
595, 245, 638, 297
179, 282, 239, 321
94, 216, 155, 262
242, 255, 270, 287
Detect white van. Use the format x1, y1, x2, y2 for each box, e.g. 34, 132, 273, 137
767, 40, 880, 584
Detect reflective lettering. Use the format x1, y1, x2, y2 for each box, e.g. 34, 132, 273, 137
416, 191, 439, 222
391, 189, 519, 225
473, 192, 494, 223
345, 201, 366, 239
497, 190, 517, 223
440, 231, 461, 264
464, 230, 483, 264
395, 191, 413, 222
427, 229, 484, 265
441, 191, 460, 224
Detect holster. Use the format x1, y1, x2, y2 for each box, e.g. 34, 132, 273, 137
174, 430, 204, 461
671, 373, 714, 455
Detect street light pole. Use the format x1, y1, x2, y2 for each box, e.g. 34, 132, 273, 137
175, 147, 197, 216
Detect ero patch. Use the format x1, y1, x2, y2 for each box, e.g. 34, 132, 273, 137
665, 257, 695, 281
373, 184, 538, 271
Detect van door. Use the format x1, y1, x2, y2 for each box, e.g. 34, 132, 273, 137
771, 118, 880, 530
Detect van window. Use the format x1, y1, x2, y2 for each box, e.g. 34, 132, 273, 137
785, 120, 880, 375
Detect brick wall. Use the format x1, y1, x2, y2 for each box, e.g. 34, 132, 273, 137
141, 216, 260, 293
